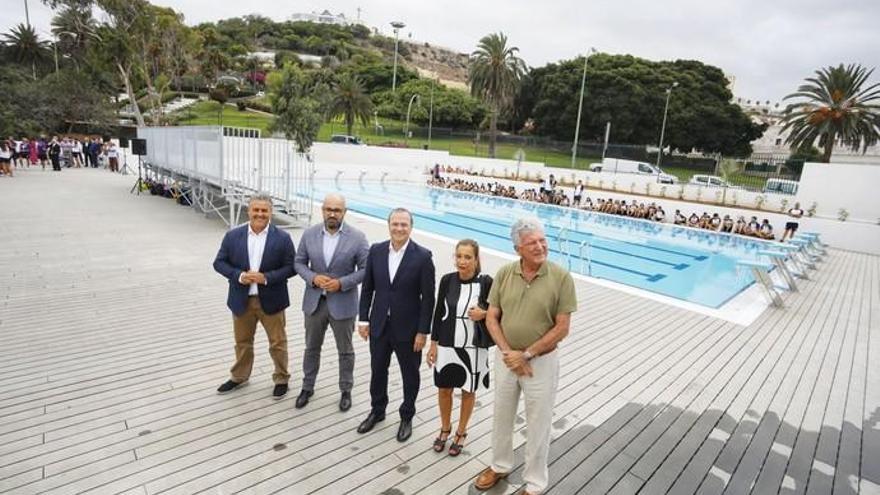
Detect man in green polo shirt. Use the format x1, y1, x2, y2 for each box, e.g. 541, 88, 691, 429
474, 217, 577, 495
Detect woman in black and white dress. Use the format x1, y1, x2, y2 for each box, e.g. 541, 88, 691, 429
426, 239, 492, 456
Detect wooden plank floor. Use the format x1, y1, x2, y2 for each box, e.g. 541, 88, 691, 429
0, 167, 877, 495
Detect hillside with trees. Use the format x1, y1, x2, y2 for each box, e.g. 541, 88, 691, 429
0, 0, 785, 160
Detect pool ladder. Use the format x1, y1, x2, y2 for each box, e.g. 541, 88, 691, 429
557, 227, 592, 277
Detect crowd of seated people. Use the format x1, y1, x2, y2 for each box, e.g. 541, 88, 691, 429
672, 210, 776, 240
427, 176, 779, 241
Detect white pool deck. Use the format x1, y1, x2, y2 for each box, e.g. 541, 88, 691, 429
0, 167, 878, 494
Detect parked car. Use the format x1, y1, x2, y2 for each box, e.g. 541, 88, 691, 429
589, 157, 678, 184
763, 178, 799, 195
689, 174, 735, 188
329, 134, 364, 145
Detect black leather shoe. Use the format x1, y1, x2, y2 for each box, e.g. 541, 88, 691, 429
272, 384, 288, 400
294, 389, 313, 409
357, 412, 385, 434
339, 391, 352, 412
397, 418, 413, 442
216, 380, 246, 394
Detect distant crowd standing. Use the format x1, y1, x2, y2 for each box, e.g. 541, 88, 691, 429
428, 175, 805, 243
0, 136, 123, 176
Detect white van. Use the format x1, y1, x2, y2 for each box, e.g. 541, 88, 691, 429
763, 178, 799, 195
588, 157, 678, 184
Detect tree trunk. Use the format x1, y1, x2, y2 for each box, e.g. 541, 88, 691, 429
346, 112, 353, 137
488, 107, 497, 158
118, 63, 145, 127
821, 132, 835, 163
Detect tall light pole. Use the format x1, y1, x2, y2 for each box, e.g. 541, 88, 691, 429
405, 94, 420, 145
427, 78, 436, 148
655, 81, 679, 179
23, 0, 31, 26
390, 21, 405, 92
571, 47, 597, 169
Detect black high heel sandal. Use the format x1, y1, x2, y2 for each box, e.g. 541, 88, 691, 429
448, 431, 468, 457
433, 428, 452, 452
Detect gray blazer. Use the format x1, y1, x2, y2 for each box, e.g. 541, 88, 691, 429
295, 222, 369, 320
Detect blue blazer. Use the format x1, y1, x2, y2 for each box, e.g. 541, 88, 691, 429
213, 224, 296, 316
358, 240, 435, 341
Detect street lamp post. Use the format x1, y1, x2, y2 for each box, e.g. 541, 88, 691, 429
405, 94, 420, 145
23, 0, 30, 26
655, 81, 679, 181
427, 78, 435, 148
390, 21, 405, 92
571, 47, 597, 169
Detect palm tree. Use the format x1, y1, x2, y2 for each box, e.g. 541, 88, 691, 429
3, 23, 50, 80
51, 6, 101, 70
468, 32, 526, 158
328, 73, 373, 137
781, 64, 880, 163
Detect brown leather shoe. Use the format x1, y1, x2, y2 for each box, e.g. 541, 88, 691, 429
474, 467, 508, 490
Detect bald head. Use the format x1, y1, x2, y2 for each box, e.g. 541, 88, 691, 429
321, 193, 347, 232
323, 193, 346, 209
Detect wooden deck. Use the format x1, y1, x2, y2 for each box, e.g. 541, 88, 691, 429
0, 167, 877, 494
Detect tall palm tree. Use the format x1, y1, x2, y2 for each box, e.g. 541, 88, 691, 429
3, 23, 50, 80
781, 64, 880, 163
328, 73, 373, 137
468, 32, 527, 158
51, 6, 101, 69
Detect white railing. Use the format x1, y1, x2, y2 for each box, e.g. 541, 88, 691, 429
137, 125, 314, 227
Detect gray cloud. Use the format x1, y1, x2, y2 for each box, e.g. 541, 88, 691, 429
2, 0, 878, 101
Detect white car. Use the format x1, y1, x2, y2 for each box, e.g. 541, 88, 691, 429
688, 174, 734, 188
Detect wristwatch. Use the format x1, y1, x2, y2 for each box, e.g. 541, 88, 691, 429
523, 350, 534, 361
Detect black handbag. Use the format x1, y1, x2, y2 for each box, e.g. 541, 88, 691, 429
471, 275, 495, 348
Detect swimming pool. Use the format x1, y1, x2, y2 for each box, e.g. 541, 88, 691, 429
315, 181, 770, 308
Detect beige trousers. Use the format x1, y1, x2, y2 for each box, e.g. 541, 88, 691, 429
490, 348, 560, 494
230, 296, 289, 384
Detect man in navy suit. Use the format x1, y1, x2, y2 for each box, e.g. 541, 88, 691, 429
357, 208, 435, 441
213, 193, 297, 399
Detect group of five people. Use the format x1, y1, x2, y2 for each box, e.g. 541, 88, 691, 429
212, 192, 577, 494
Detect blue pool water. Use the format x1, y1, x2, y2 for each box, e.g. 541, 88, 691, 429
316, 181, 770, 308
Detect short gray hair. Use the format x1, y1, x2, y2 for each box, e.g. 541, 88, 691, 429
248, 193, 273, 208
510, 217, 544, 246
388, 207, 413, 226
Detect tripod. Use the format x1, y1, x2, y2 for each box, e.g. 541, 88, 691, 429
129, 155, 146, 195
121, 152, 134, 175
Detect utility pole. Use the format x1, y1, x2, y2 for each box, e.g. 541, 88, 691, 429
571, 47, 597, 168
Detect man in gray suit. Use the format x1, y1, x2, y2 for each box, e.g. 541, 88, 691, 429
294, 193, 369, 411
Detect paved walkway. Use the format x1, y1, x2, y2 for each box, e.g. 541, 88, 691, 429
0, 167, 877, 494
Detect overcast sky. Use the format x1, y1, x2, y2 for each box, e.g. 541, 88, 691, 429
4, 0, 879, 102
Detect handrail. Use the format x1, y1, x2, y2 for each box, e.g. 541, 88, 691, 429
578, 240, 592, 277
557, 226, 571, 270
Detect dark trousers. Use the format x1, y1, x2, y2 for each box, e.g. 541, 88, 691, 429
50, 156, 60, 171
302, 297, 355, 392
369, 323, 422, 420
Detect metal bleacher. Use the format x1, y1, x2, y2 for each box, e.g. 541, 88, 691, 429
136, 125, 315, 229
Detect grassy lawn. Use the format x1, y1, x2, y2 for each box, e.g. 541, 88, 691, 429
176, 101, 626, 172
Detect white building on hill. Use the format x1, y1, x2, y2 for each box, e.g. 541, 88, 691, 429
290, 10, 350, 25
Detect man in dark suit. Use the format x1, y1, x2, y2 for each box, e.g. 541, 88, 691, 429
357, 208, 435, 441
213, 193, 297, 399
293, 193, 369, 411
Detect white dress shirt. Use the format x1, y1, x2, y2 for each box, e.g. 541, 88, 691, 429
239, 223, 270, 295
388, 239, 409, 283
